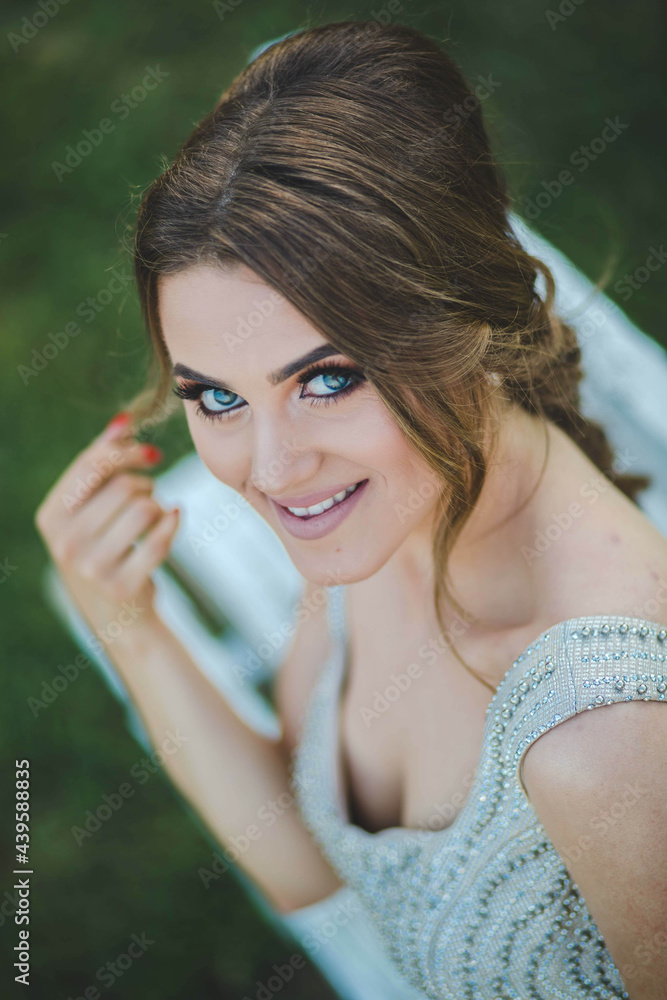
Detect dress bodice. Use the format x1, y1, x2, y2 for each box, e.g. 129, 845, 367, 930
288, 584, 667, 999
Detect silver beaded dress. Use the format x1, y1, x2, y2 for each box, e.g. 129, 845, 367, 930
288, 584, 667, 1000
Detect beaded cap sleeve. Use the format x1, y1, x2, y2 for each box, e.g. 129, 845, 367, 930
288, 585, 667, 1000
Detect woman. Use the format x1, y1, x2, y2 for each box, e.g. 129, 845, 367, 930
35, 20, 667, 999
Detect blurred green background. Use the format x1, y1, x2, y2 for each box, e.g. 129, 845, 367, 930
2, 0, 665, 996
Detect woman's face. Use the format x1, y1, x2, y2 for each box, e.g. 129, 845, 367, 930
158, 263, 441, 586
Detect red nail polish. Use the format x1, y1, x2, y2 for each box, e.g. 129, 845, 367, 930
103, 411, 133, 440
108, 411, 131, 429
142, 444, 163, 464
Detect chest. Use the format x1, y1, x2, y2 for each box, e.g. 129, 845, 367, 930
334, 516, 667, 835
337, 614, 501, 834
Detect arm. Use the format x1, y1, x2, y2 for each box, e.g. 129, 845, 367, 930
521, 699, 667, 999
107, 605, 343, 914
34, 413, 342, 914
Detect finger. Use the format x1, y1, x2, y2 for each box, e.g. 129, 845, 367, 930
50, 474, 156, 567
75, 493, 167, 582
39, 413, 134, 521
70, 473, 156, 542
38, 414, 163, 526
111, 507, 181, 595
59, 439, 163, 515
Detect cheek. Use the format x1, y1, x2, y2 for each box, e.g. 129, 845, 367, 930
186, 415, 248, 490
364, 410, 437, 499
346, 398, 436, 492
367, 428, 442, 542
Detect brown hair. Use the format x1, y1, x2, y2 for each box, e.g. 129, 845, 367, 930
127, 19, 651, 691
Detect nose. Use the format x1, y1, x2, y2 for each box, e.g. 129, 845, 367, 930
249, 413, 320, 497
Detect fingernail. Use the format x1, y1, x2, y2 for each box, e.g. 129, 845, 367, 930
141, 444, 163, 464
104, 411, 132, 438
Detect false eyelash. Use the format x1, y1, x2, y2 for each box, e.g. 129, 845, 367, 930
171, 362, 366, 423
171, 382, 209, 402
296, 361, 366, 399
170, 381, 237, 424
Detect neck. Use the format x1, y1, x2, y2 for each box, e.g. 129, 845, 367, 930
385, 404, 551, 636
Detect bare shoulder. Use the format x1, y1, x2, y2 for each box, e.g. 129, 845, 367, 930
521, 699, 667, 992
522, 481, 667, 785
534, 423, 667, 624
522, 698, 667, 795
520, 448, 667, 990
272, 579, 333, 761
521, 434, 667, 804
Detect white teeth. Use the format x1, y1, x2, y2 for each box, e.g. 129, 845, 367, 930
287, 482, 360, 517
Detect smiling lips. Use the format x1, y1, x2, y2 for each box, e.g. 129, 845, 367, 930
286, 482, 360, 517
269, 479, 369, 540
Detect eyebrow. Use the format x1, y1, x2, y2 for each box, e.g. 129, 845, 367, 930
172, 344, 342, 392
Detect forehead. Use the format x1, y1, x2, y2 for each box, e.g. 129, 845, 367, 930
158, 263, 326, 366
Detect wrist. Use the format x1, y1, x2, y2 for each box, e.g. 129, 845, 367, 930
89, 600, 168, 661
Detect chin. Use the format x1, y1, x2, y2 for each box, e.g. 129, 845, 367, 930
281, 532, 396, 590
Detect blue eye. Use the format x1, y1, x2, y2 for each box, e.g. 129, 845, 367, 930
305, 371, 354, 396
171, 362, 365, 423
200, 387, 240, 412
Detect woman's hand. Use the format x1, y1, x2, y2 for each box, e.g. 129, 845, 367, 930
34, 412, 180, 644
35, 414, 345, 913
